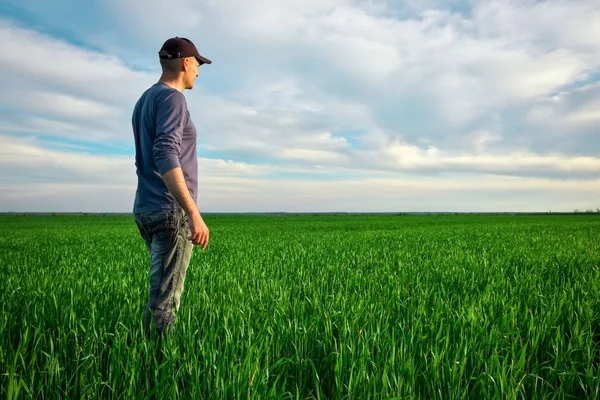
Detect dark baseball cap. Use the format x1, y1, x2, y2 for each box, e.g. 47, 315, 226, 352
158, 37, 212, 65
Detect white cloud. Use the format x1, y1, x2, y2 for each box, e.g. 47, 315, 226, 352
2, 133, 599, 213
0, 134, 284, 184
0, 20, 154, 104
21, 91, 122, 120
473, 0, 600, 54
385, 140, 600, 173
189, 82, 369, 162
527, 81, 600, 130
0, 116, 114, 142
85, 0, 600, 128
279, 147, 350, 163
0, 134, 135, 185
6, 173, 598, 213
179, 0, 600, 124
197, 157, 274, 177
0, 20, 159, 146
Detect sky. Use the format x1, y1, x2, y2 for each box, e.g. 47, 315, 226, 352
0, 0, 599, 213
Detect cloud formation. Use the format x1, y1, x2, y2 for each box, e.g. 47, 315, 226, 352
1, 0, 599, 212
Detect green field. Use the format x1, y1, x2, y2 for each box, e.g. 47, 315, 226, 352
1, 214, 599, 399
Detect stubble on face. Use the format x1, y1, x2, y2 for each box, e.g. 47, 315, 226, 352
185, 57, 200, 90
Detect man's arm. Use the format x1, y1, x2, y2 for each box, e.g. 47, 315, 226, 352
161, 166, 198, 216
161, 167, 209, 250
153, 91, 209, 249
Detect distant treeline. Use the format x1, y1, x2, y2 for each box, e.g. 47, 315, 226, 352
2, 210, 600, 216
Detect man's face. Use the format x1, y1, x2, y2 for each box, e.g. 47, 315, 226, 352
183, 57, 200, 90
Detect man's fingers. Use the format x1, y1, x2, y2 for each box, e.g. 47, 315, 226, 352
198, 231, 208, 250
192, 232, 203, 247
188, 226, 209, 249
189, 230, 200, 245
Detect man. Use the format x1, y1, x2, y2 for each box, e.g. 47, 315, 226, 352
132, 37, 211, 338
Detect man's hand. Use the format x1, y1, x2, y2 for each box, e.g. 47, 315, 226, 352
187, 211, 209, 250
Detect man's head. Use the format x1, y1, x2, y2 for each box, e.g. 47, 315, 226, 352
158, 37, 212, 90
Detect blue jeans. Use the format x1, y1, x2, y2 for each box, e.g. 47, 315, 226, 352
134, 207, 193, 337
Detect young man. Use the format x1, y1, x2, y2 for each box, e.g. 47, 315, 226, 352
132, 37, 211, 337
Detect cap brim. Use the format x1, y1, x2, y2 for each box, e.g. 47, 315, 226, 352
195, 54, 212, 65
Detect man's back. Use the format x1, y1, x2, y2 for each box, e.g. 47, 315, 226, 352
132, 82, 198, 213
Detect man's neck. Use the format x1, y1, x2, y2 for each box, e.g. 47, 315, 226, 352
158, 75, 185, 93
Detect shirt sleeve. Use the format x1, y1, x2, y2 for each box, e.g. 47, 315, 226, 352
153, 90, 188, 175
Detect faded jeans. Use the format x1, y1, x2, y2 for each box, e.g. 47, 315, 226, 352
134, 207, 193, 337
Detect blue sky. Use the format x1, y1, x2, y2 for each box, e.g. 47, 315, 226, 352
1, 0, 599, 212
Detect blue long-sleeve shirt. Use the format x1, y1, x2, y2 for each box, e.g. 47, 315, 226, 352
132, 82, 198, 213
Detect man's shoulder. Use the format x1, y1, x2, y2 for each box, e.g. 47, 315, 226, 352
153, 83, 186, 104
156, 88, 189, 119
133, 83, 188, 123
137, 83, 185, 106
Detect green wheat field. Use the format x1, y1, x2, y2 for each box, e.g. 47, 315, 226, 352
1, 213, 599, 399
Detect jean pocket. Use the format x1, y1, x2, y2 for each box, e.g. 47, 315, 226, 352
153, 224, 179, 253
180, 210, 189, 228
141, 209, 176, 226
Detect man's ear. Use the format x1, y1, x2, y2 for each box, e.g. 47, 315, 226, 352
182, 57, 193, 71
